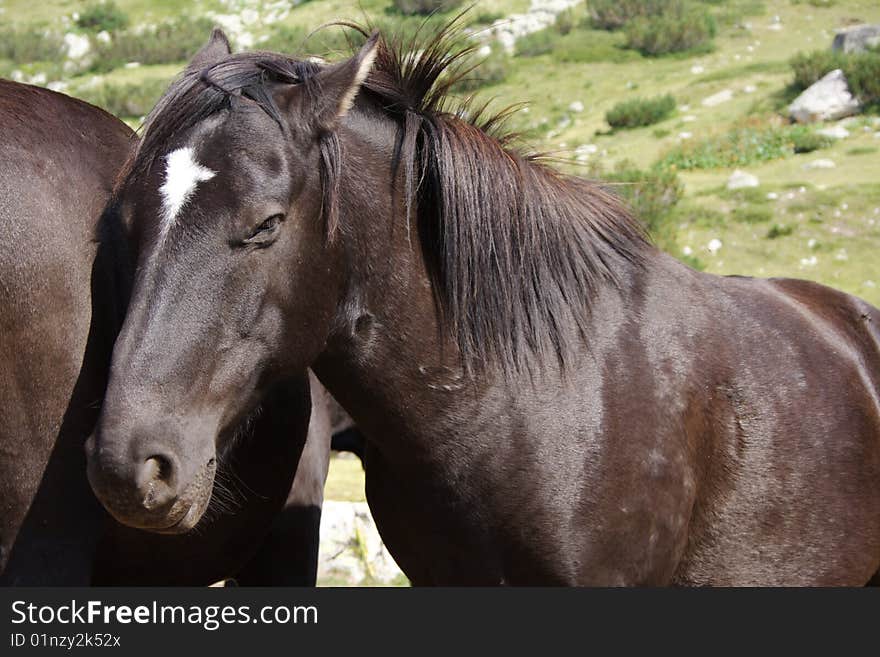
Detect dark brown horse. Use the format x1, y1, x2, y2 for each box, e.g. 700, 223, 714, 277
86, 23, 880, 585
0, 78, 327, 585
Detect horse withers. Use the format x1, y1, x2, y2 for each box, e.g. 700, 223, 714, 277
0, 78, 326, 585
86, 23, 880, 585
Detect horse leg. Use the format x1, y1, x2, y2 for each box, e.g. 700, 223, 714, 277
233, 372, 332, 586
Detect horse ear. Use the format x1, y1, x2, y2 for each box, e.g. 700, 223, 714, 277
190, 28, 232, 68
312, 32, 379, 130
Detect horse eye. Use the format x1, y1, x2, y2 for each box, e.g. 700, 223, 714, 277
244, 213, 284, 244
257, 214, 283, 233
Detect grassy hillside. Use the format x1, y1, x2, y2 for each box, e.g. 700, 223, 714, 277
2, 0, 878, 307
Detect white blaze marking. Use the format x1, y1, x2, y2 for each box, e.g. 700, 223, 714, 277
158, 146, 216, 244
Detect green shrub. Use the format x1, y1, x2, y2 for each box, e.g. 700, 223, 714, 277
624, 4, 716, 55
789, 50, 847, 90
0, 25, 64, 63
555, 9, 576, 35
76, 1, 130, 33
89, 17, 216, 72
392, 0, 462, 15
74, 77, 170, 119
766, 223, 794, 239
789, 49, 880, 107
588, 0, 671, 30
591, 159, 684, 247
606, 94, 676, 129
659, 120, 827, 170
844, 51, 880, 107
789, 127, 832, 154
515, 29, 556, 57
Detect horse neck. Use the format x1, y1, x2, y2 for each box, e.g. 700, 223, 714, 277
311, 125, 472, 454
312, 112, 651, 458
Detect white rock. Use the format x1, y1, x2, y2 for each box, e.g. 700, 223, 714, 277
702, 89, 734, 107
727, 170, 760, 190
63, 32, 91, 59
800, 255, 818, 267
707, 238, 723, 254
30, 73, 47, 85
318, 501, 403, 585
690, 65, 705, 74
743, 84, 757, 94
682, 246, 693, 256
766, 192, 779, 200
805, 158, 836, 169
96, 30, 111, 45
124, 62, 140, 69
489, 0, 582, 53
789, 69, 861, 123
477, 44, 492, 57
678, 131, 693, 140
832, 24, 880, 54
47, 81, 67, 92
817, 124, 849, 139
569, 100, 584, 113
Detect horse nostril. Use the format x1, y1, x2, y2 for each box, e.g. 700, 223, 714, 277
138, 453, 177, 510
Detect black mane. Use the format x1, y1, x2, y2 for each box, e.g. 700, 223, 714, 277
121, 17, 651, 375
353, 19, 651, 374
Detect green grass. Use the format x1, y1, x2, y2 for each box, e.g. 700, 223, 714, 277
6, 0, 880, 307
324, 455, 366, 503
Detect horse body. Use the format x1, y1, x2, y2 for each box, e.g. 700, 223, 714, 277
90, 24, 880, 585
0, 79, 327, 585
0, 80, 132, 580
318, 235, 880, 584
